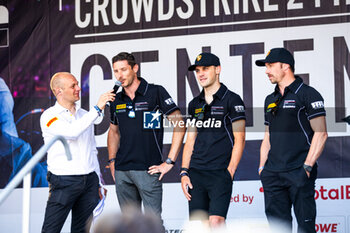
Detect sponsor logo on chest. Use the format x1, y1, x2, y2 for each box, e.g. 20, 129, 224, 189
135, 101, 149, 111
283, 100, 296, 108
211, 106, 224, 115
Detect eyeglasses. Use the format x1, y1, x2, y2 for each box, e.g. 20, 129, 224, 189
126, 103, 135, 118
197, 104, 210, 120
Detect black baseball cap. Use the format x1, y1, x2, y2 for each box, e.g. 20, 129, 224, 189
255, 48, 295, 71
188, 53, 220, 71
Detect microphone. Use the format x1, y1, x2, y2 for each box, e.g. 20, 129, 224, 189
106, 80, 122, 107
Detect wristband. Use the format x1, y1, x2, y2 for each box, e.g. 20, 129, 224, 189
180, 172, 189, 177
108, 158, 116, 164
258, 166, 264, 173
180, 167, 189, 173
94, 105, 102, 116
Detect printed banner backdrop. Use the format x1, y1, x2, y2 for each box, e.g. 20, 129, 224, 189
0, 0, 349, 232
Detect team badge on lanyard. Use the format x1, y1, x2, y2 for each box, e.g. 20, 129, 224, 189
127, 103, 135, 118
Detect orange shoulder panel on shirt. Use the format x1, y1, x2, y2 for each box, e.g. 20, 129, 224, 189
46, 117, 58, 127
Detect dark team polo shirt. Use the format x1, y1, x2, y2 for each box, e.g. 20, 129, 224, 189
109, 77, 179, 171
188, 84, 246, 170
264, 76, 326, 172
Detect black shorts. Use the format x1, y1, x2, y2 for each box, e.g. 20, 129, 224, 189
188, 168, 233, 219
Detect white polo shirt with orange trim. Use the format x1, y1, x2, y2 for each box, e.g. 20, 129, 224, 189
40, 102, 101, 177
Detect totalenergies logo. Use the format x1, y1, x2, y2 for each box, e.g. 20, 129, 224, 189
316, 223, 340, 233
259, 185, 350, 200
315, 185, 350, 200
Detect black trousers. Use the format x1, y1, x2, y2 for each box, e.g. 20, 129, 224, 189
260, 165, 317, 233
42, 172, 99, 233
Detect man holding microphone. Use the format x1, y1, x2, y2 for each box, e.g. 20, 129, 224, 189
40, 72, 115, 233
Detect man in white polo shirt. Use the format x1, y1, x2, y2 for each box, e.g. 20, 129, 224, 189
40, 72, 115, 233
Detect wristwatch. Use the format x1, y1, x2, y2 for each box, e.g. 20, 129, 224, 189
108, 158, 116, 164
303, 164, 312, 172
165, 158, 175, 165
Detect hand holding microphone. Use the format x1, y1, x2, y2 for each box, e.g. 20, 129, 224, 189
96, 81, 121, 110
106, 80, 122, 107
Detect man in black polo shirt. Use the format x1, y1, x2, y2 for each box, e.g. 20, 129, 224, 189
107, 52, 185, 219
180, 52, 246, 228
255, 48, 328, 233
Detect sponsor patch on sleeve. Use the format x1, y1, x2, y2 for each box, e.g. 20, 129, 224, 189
234, 105, 245, 113
311, 101, 324, 109
164, 98, 174, 105
46, 117, 58, 127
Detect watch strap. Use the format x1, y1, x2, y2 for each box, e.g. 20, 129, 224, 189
165, 158, 175, 165
303, 164, 312, 172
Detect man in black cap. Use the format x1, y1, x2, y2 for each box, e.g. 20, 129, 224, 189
180, 52, 246, 227
255, 48, 328, 233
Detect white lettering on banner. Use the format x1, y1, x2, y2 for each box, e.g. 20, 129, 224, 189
0, 5, 9, 24
131, 0, 154, 23
158, 0, 174, 21
75, 0, 91, 28
334, 0, 350, 6
287, 0, 303, 10
264, 0, 278, 12
111, 0, 127, 25
0, 6, 9, 48
214, 0, 231, 16
94, 0, 109, 26
176, 0, 194, 19
74, 0, 350, 28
